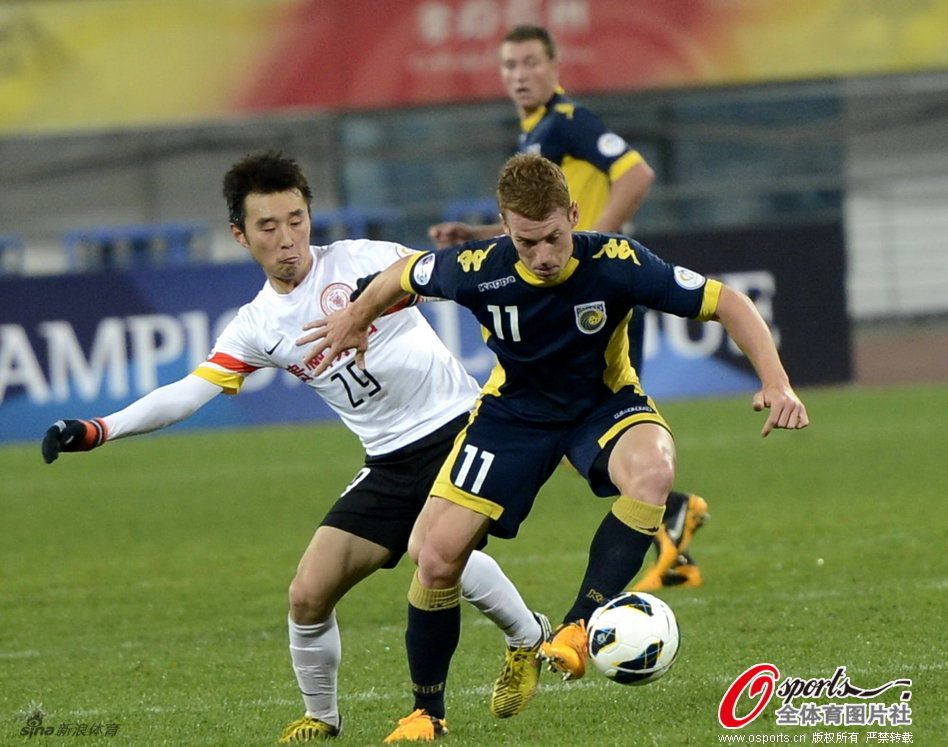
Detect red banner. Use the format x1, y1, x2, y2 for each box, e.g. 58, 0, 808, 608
235, 0, 739, 111
6, 0, 945, 133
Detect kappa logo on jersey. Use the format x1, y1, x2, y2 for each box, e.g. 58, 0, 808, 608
320, 282, 354, 315
574, 301, 607, 334
457, 243, 496, 272
673, 266, 706, 290
478, 275, 516, 292
396, 245, 422, 257
591, 238, 641, 264
412, 253, 436, 285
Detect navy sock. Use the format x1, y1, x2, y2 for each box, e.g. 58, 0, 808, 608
405, 603, 460, 720
564, 511, 654, 624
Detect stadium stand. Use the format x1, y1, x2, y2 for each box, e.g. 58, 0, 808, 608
62, 223, 209, 271
309, 207, 403, 244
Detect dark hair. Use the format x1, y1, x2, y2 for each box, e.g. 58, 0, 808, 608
502, 25, 557, 60
222, 150, 313, 229
496, 153, 571, 220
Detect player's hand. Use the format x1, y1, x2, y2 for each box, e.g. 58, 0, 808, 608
428, 221, 474, 249
297, 307, 371, 375
41, 418, 107, 463
752, 384, 809, 437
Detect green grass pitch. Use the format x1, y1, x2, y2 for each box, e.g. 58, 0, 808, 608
2, 383, 945, 745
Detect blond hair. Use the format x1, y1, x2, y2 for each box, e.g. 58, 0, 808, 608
496, 153, 571, 221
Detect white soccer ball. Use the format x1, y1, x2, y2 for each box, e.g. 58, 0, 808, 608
587, 591, 680, 686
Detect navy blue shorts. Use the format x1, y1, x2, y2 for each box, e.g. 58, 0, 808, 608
428, 388, 671, 539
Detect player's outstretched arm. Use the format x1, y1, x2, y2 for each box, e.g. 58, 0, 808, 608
712, 285, 809, 438
41, 374, 223, 463
297, 256, 413, 375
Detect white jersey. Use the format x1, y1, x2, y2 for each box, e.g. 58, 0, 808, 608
193, 241, 479, 455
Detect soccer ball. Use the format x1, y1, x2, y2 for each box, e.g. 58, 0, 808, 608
587, 591, 680, 686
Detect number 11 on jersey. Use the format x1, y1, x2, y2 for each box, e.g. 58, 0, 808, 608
487, 304, 521, 341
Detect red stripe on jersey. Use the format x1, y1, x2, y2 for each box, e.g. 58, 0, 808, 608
207, 352, 259, 373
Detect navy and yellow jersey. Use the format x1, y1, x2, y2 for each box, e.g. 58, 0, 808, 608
518, 88, 644, 230
401, 232, 722, 424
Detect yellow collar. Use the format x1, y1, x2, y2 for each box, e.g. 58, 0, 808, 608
514, 256, 579, 287
520, 87, 566, 133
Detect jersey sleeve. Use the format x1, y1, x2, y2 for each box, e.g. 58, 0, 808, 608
623, 239, 722, 320
562, 107, 644, 182
191, 308, 270, 395
400, 249, 464, 302
192, 351, 259, 395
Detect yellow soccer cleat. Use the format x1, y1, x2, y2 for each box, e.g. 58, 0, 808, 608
661, 554, 704, 588
490, 612, 551, 718
278, 715, 341, 742
538, 619, 588, 681
633, 495, 709, 591
675, 494, 709, 555
382, 709, 448, 743
631, 527, 679, 592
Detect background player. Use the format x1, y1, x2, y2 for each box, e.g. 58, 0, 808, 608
41, 151, 549, 742
428, 24, 654, 243
428, 24, 707, 591
301, 153, 808, 742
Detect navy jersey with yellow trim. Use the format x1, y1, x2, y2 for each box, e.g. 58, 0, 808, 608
519, 89, 644, 230
402, 232, 722, 423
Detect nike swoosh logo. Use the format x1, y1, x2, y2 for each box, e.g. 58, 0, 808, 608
265, 338, 282, 355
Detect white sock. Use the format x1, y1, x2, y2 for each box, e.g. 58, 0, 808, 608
461, 550, 541, 648
288, 611, 340, 727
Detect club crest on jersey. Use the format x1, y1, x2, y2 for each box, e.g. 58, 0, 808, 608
575, 301, 607, 334
320, 282, 353, 315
